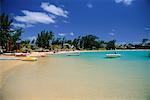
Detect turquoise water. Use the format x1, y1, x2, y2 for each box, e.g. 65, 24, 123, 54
53, 50, 150, 61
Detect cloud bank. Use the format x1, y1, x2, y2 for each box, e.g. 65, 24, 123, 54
14, 10, 55, 24
14, 2, 69, 28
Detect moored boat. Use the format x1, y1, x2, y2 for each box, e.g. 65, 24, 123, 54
106, 54, 121, 58
66, 52, 80, 56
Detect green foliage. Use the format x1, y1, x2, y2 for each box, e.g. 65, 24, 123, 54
72, 35, 99, 50
81, 35, 99, 50
36, 30, 54, 49
72, 36, 81, 50
11, 29, 22, 50
106, 40, 116, 50
0, 13, 22, 51
52, 38, 62, 45
20, 40, 32, 52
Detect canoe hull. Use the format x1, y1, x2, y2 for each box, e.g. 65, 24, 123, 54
22, 57, 38, 61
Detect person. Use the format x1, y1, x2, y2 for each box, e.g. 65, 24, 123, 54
114, 52, 117, 54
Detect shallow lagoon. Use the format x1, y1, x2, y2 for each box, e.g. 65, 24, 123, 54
0, 51, 150, 100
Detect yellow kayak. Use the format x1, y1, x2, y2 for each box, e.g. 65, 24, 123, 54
22, 57, 38, 61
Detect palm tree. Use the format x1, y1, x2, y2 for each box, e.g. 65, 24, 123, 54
36, 30, 54, 49
11, 29, 22, 51
80, 35, 99, 50
106, 40, 116, 50
72, 36, 81, 50
0, 13, 22, 52
0, 13, 13, 51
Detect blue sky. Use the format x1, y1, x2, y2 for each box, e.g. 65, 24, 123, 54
1, 0, 150, 43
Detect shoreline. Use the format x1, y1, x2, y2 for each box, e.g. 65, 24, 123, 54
0, 49, 150, 56
51, 49, 150, 54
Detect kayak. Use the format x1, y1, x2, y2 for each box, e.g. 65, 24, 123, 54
22, 57, 38, 61
106, 54, 121, 58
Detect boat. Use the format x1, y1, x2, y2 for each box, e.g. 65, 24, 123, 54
22, 57, 38, 61
66, 52, 80, 56
106, 54, 121, 58
15, 53, 30, 57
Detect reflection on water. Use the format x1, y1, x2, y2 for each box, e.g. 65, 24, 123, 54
0, 56, 150, 100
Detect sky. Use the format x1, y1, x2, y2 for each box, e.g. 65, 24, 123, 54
1, 0, 150, 43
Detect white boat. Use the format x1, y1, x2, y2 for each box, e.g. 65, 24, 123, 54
66, 52, 80, 56
106, 54, 121, 58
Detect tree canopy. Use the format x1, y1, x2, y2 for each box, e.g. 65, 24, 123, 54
36, 30, 54, 49
0, 13, 22, 51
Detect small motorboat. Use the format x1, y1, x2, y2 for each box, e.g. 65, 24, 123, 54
66, 52, 80, 56
106, 54, 121, 58
22, 57, 38, 61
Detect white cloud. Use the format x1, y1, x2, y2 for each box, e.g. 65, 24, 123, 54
87, 3, 93, 8
109, 33, 115, 36
114, 0, 134, 5
12, 23, 26, 28
14, 10, 55, 25
27, 36, 37, 41
41, 2, 68, 17
70, 32, 74, 36
58, 33, 66, 36
12, 23, 33, 28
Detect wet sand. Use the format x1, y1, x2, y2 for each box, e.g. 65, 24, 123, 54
0, 57, 150, 100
